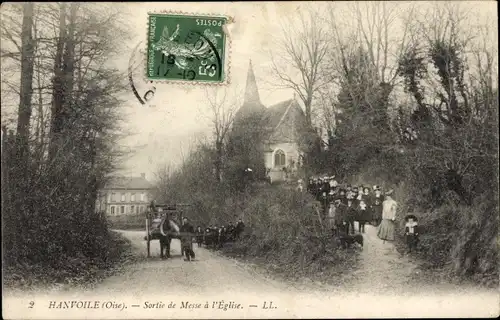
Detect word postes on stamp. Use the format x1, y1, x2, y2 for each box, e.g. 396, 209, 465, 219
147, 13, 228, 83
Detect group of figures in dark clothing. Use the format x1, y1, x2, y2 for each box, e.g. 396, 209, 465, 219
146, 201, 246, 261
307, 176, 386, 233
306, 176, 420, 252
194, 218, 246, 250
175, 217, 246, 261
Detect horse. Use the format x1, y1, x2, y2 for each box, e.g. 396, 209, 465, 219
158, 217, 181, 259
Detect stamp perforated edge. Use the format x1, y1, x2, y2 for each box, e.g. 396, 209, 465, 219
145, 10, 233, 87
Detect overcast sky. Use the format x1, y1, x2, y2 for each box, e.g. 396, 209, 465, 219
118, 2, 303, 179
1, 1, 496, 181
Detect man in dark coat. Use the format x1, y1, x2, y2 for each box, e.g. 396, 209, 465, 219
218, 225, 227, 248
351, 186, 360, 207
315, 179, 323, 201
204, 226, 212, 246
235, 218, 245, 240
322, 177, 331, 193
333, 199, 346, 235
345, 200, 357, 235
210, 225, 218, 249
180, 217, 195, 261
227, 222, 235, 242
195, 226, 204, 247
307, 178, 315, 195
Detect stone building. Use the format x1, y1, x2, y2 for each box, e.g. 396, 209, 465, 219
96, 173, 153, 216
233, 60, 308, 183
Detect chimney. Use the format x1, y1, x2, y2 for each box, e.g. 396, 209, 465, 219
140, 173, 146, 179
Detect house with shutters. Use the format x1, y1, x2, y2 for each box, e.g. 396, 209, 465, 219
233, 60, 309, 183
96, 173, 153, 216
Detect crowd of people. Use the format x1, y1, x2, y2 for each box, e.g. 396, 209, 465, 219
195, 217, 246, 250
174, 217, 246, 261
303, 175, 419, 252
149, 177, 419, 258
306, 176, 386, 232
147, 202, 247, 260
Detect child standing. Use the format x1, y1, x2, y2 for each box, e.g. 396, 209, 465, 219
358, 200, 370, 233
404, 214, 419, 253
371, 186, 383, 226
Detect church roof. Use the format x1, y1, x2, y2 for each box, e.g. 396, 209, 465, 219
265, 99, 294, 130
233, 60, 307, 143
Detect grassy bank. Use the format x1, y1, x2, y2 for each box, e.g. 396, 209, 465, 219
218, 186, 359, 285
348, 173, 499, 289
393, 198, 499, 289
3, 230, 136, 291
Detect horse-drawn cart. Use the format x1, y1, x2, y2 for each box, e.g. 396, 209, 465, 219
144, 202, 192, 258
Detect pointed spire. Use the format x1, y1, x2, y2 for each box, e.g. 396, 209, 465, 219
243, 59, 264, 111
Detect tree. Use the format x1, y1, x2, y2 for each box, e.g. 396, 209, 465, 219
1, 2, 131, 274
397, 2, 498, 204
226, 110, 271, 191
15, 3, 35, 170
152, 163, 172, 202
270, 5, 329, 126
204, 87, 240, 182
324, 2, 416, 130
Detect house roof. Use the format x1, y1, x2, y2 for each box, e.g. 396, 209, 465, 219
103, 176, 153, 190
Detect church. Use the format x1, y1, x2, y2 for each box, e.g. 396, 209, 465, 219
233, 60, 309, 183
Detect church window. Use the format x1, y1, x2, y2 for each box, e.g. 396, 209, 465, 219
274, 149, 286, 167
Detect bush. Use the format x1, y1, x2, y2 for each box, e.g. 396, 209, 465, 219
3, 231, 134, 290
220, 187, 359, 282
392, 187, 499, 288
107, 213, 146, 230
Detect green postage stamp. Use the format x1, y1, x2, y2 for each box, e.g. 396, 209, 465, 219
147, 12, 229, 84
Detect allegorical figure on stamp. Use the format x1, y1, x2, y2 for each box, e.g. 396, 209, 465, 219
147, 13, 227, 82
152, 24, 221, 70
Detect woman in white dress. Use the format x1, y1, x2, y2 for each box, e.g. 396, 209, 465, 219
377, 190, 397, 243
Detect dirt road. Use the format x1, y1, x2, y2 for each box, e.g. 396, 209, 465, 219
3, 229, 499, 319
83, 230, 292, 296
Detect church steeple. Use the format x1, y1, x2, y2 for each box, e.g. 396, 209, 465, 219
243, 59, 263, 108
234, 60, 266, 124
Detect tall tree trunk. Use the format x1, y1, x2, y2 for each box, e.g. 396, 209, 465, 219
49, 3, 78, 162
11, 3, 36, 262
35, 54, 45, 172
16, 3, 35, 170
215, 139, 223, 182
62, 3, 78, 114
49, 3, 67, 161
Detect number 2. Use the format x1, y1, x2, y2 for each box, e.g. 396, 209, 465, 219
29, 301, 34, 308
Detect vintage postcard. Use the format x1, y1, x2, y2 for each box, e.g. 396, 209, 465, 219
1, 1, 499, 319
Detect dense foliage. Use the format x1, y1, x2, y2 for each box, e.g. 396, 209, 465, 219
307, 4, 498, 284
153, 141, 357, 281
2, 3, 131, 287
